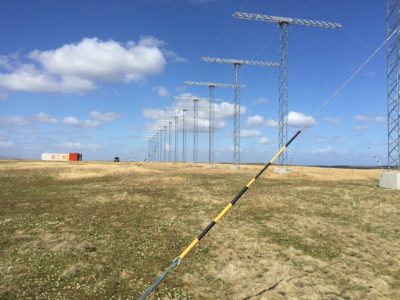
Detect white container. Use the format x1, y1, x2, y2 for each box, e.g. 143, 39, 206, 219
41, 153, 69, 161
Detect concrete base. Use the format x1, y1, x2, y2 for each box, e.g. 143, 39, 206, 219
273, 167, 291, 174
379, 171, 400, 190
230, 165, 240, 170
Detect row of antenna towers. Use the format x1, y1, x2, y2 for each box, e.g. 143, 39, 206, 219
145, 3, 400, 170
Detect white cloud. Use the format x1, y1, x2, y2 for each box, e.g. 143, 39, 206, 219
253, 97, 269, 105
63, 116, 81, 126
152, 85, 169, 97
35, 112, 57, 123
0, 36, 167, 95
0, 116, 29, 126
57, 142, 100, 150
354, 114, 369, 122
353, 124, 369, 132
246, 114, 264, 127
354, 114, 385, 124
62, 116, 101, 128
82, 120, 101, 128
0, 141, 14, 148
258, 137, 269, 144
325, 117, 340, 125
288, 111, 315, 128
265, 119, 279, 128
89, 111, 119, 122
373, 116, 385, 124
164, 50, 189, 64
29, 37, 166, 82
241, 129, 261, 138
0, 64, 95, 94
143, 92, 246, 132
311, 146, 334, 154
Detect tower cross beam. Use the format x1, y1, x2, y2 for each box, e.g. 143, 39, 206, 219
232, 12, 342, 29
201, 57, 279, 68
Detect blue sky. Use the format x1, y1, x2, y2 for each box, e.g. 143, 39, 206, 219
0, 0, 389, 165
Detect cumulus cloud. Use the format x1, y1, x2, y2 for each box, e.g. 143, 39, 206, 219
325, 117, 340, 125
62, 116, 101, 128
354, 114, 369, 122
35, 112, 57, 123
29, 37, 166, 82
354, 114, 385, 123
265, 119, 279, 128
164, 50, 189, 63
143, 92, 245, 132
0, 116, 29, 126
152, 85, 169, 97
89, 111, 119, 122
264, 111, 315, 128
288, 111, 316, 128
0, 36, 167, 95
373, 116, 385, 124
0, 64, 95, 94
354, 114, 385, 125
353, 124, 369, 132
246, 114, 264, 127
258, 137, 269, 144
311, 145, 334, 154
0, 141, 14, 148
57, 142, 100, 150
241, 129, 261, 138
254, 97, 269, 105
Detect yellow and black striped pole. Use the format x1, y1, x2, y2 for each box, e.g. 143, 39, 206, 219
138, 130, 302, 300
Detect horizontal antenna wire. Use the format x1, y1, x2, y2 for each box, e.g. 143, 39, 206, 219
302, 25, 400, 131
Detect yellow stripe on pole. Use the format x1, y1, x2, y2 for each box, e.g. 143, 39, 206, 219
269, 146, 286, 163
246, 178, 256, 188
179, 238, 199, 259
213, 203, 233, 223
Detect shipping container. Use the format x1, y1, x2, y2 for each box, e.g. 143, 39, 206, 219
41, 153, 69, 161
69, 153, 82, 161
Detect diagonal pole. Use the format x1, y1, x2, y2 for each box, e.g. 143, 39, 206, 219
138, 130, 302, 300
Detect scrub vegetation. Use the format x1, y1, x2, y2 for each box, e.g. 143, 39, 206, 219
0, 160, 399, 299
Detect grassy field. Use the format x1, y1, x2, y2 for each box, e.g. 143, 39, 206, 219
0, 160, 399, 299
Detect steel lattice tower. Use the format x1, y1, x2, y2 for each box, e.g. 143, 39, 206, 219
201, 57, 278, 168
168, 121, 172, 162
279, 23, 289, 167
387, 0, 400, 169
157, 131, 161, 162
182, 109, 187, 163
193, 99, 199, 164
209, 86, 215, 166
174, 116, 178, 162
233, 12, 341, 169
233, 63, 241, 167
184, 81, 238, 166
164, 125, 167, 162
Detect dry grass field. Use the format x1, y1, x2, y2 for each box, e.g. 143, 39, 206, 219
0, 160, 399, 299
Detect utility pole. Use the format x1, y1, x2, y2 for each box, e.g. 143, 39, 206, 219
232, 12, 341, 170
387, 0, 400, 169
201, 57, 278, 168
184, 81, 241, 167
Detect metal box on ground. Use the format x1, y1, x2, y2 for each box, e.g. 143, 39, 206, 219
379, 171, 400, 190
